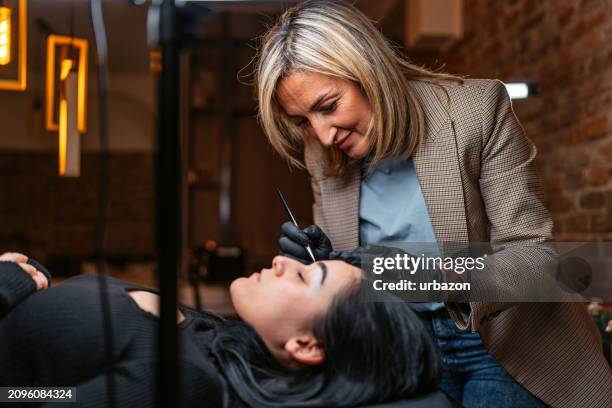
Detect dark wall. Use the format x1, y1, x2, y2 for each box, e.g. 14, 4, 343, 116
0, 152, 155, 267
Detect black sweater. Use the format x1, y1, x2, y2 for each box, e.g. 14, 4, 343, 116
0, 260, 227, 407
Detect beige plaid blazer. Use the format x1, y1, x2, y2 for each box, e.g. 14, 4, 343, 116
304, 78, 612, 407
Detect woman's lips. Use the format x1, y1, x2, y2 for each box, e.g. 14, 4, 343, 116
336, 131, 353, 150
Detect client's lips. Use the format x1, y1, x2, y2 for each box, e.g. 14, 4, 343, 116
335, 131, 352, 150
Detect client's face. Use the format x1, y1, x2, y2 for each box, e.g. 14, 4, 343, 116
230, 256, 361, 368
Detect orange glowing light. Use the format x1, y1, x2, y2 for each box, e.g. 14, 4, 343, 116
58, 97, 68, 175
0, 7, 11, 66
46, 35, 88, 133
0, 0, 27, 91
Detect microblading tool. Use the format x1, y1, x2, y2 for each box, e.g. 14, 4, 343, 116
276, 187, 317, 262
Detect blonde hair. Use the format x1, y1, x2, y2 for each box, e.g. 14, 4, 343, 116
255, 0, 463, 178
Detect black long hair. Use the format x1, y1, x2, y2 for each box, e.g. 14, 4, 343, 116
210, 281, 441, 407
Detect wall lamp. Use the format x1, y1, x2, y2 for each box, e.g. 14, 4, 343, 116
45, 34, 88, 176
0, 0, 26, 91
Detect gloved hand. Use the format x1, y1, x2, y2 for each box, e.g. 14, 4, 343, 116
329, 248, 363, 267
329, 245, 412, 269
279, 222, 333, 264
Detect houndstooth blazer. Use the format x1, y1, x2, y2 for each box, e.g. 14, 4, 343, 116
304, 78, 612, 407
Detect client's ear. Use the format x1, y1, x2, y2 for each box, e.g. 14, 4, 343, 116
284, 335, 324, 366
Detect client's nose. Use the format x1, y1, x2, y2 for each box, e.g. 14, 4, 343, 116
272, 256, 288, 277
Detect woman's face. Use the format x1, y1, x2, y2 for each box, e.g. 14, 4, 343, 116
230, 256, 361, 367
276, 70, 372, 159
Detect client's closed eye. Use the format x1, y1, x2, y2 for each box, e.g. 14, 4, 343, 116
305, 263, 328, 292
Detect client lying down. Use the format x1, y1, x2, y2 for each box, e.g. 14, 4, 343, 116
0, 252, 440, 407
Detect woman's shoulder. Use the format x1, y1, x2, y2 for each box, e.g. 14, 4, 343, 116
409, 77, 506, 104
409, 77, 512, 129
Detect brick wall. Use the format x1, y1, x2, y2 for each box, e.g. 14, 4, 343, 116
442, 0, 611, 240
0, 152, 155, 267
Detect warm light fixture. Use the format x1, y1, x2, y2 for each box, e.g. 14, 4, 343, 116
58, 90, 68, 175
46, 34, 88, 133
46, 34, 88, 176
0, 6, 11, 65
0, 0, 26, 91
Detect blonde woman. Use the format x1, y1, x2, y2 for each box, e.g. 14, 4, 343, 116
255, 1, 612, 407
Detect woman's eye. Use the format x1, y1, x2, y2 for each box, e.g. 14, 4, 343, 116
297, 271, 306, 282
292, 117, 309, 127
321, 100, 337, 112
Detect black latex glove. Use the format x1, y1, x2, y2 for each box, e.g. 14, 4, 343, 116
329, 249, 363, 267
279, 222, 333, 264
329, 245, 411, 269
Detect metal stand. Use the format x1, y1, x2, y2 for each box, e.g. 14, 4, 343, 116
156, 1, 180, 406
151, 1, 212, 406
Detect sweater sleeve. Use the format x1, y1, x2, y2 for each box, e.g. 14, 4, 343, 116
0, 258, 52, 318
0, 261, 38, 318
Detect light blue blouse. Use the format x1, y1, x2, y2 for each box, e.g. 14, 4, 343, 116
359, 157, 443, 311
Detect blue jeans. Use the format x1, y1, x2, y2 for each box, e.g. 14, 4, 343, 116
418, 308, 545, 408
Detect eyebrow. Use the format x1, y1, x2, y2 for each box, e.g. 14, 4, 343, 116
316, 262, 328, 286
309, 90, 333, 111
287, 90, 334, 119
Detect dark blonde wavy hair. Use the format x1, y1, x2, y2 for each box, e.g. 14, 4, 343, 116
255, 0, 463, 178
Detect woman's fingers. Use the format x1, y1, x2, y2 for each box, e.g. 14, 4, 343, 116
279, 236, 310, 260
0, 252, 28, 264
1, 253, 49, 291
281, 222, 309, 245
32, 272, 49, 291
17, 262, 48, 291
17, 262, 37, 277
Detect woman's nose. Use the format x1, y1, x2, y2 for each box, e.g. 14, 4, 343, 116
310, 118, 337, 147
272, 256, 287, 277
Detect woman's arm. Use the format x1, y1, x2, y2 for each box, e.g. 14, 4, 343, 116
447, 80, 557, 330
0, 252, 50, 318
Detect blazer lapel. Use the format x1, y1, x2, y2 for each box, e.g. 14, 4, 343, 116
320, 165, 361, 251
413, 122, 470, 244
411, 81, 470, 244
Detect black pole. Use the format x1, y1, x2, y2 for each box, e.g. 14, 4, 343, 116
156, 0, 181, 406
90, 1, 116, 407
